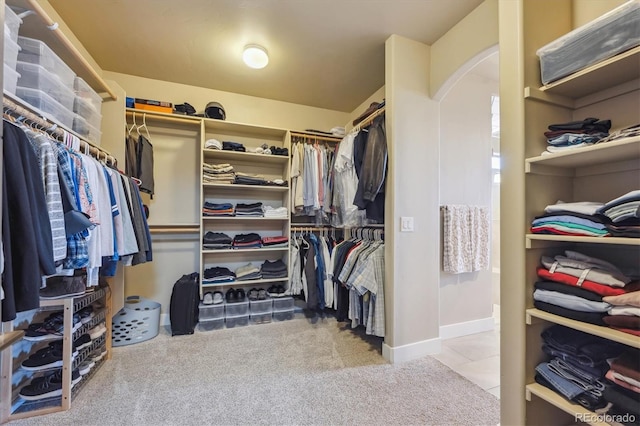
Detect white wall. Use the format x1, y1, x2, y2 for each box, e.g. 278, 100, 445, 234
383, 35, 441, 362
345, 86, 385, 131
439, 71, 497, 329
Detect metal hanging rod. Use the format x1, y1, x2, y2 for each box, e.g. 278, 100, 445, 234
290, 132, 343, 142
290, 225, 385, 231
148, 225, 200, 234
3, 96, 116, 165
23, 0, 118, 100
353, 107, 385, 132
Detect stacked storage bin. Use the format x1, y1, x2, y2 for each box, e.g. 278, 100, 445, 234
225, 297, 249, 328
197, 303, 224, 331
249, 298, 273, 325
272, 297, 295, 321
73, 76, 103, 144
16, 36, 76, 128
3, 5, 22, 95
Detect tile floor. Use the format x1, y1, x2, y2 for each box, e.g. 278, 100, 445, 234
432, 305, 501, 399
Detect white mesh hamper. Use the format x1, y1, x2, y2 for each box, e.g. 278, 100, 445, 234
112, 296, 160, 346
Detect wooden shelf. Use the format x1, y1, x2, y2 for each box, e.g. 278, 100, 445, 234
525, 383, 610, 426
202, 216, 288, 221
202, 277, 288, 288
525, 136, 640, 173
539, 47, 640, 99
202, 183, 289, 192
526, 234, 640, 248
202, 247, 288, 254
0, 331, 24, 352
203, 149, 289, 164
526, 309, 640, 349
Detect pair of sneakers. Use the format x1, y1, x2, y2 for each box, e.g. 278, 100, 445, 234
267, 285, 286, 298
225, 288, 246, 303
248, 288, 268, 301
19, 368, 82, 401
202, 291, 224, 305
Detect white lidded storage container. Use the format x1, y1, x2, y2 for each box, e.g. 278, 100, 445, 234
198, 302, 224, 321
72, 114, 102, 145
3, 65, 20, 95
225, 314, 249, 328
17, 36, 76, 88
74, 76, 102, 114
197, 318, 225, 332
4, 5, 22, 45
16, 61, 75, 110
4, 36, 21, 72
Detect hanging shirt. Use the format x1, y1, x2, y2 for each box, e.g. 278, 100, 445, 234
332, 133, 362, 227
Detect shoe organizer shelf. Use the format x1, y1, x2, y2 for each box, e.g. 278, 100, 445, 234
500, 1, 640, 424
0, 286, 111, 422
199, 118, 291, 298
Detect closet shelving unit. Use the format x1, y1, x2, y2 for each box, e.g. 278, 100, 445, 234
200, 118, 290, 297
0, 287, 110, 421
501, 1, 640, 424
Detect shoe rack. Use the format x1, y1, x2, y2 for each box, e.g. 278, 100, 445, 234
0, 286, 112, 422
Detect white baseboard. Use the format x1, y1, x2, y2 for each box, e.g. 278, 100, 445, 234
439, 317, 495, 340
382, 337, 442, 364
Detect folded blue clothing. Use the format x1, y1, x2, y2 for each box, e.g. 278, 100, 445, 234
203, 202, 233, 210
532, 215, 607, 230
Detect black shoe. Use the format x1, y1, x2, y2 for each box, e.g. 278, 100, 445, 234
24, 317, 64, 341
236, 288, 246, 302
247, 288, 259, 301
74, 334, 91, 350
30, 368, 81, 387
257, 289, 268, 300
19, 374, 62, 400
21, 346, 64, 371
225, 288, 237, 303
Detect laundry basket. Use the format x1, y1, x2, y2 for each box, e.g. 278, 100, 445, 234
112, 296, 161, 347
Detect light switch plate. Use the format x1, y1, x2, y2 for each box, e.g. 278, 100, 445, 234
400, 216, 414, 232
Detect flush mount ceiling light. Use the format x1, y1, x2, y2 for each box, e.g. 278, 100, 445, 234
243, 45, 269, 69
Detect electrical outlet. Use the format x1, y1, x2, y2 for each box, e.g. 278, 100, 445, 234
400, 216, 414, 232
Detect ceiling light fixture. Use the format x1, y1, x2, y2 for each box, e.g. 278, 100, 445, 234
243, 45, 269, 69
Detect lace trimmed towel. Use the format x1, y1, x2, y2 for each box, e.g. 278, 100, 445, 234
442, 205, 490, 274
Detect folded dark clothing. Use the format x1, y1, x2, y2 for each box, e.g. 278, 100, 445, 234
548, 117, 611, 133
603, 385, 640, 418
236, 202, 263, 209
603, 315, 640, 329
204, 267, 235, 279
233, 233, 262, 244
235, 176, 267, 185
203, 212, 235, 217
203, 202, 233, 210
534, 281, 604, 302
605, 220, 640, 238
232, 243, 263, 249
222, 141, 245, 150
203, 244, 232, 250
541, 325, 626, 364
203, 232, 232, 244
269, 146, 289, 156
261, 271, 288, 279
535, 211, 611, 223
534, 373, 605, 411
535, 301, 607, 326
235, 207, 264, 213
261, 259, 287, 273
262, 236, 288, 245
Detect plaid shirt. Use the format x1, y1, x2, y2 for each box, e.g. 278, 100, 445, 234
54, 145, 89, 269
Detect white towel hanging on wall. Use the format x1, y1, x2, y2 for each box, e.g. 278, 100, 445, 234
442, 205, 490, 274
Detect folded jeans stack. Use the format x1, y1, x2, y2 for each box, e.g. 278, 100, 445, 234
235, 202, 263, 217
260, 259, 287, 279
535, 325, 626, 411
203, 232, 232, 249
232, 233, 263, 249
542, 117, 611, 155
202, 267, 235, 285
203, 202, 234, 217
235, 263, 262, 281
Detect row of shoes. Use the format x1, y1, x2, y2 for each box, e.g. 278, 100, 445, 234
24, 305, 97, 342
19, 347, 107, 401
21, 323, 107, 371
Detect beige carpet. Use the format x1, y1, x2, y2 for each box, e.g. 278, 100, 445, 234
10, 315, 499, 426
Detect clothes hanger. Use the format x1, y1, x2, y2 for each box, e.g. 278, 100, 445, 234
127, 111, 138, 136
138, 113, 151, 140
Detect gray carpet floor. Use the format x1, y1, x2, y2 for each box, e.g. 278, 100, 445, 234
10, 315, 499, 426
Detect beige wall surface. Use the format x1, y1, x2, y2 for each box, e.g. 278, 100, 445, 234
572, 0, 628, 27
385, 35, 440, 348
430, 0, 498, 99
439, 72, 496, 327
345, 86, 385, 131
104, 72, 349, 132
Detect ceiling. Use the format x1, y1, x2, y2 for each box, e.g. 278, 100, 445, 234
47, 0, 485, 112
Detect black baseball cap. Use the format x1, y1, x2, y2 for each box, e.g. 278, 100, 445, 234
205, 102, 226, 120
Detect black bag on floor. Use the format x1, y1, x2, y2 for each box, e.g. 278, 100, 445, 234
169, 272, 200, 336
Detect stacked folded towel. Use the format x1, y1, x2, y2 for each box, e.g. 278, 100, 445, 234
263, 206, 288, 218
235, 263, 262, 281
203, 162, 235, 184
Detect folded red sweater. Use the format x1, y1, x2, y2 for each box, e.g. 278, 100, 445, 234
536, 267, 626, 297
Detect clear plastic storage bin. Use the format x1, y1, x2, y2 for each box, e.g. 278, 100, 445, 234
3, 65, 20, 95
74, 96, 101, 128
272, 309, 294, 322
225, 314, 249, 328
16, 86, 74, 128
250, 313, 272, 325
4, 5, 22, 44
273, 297, 294, 311
198, 318, 224, 332
74, 76, 102, 113
73, 114, 102, 144
17, 36, 76, 88
249, 298, 273, 315
225, 300, 249, 317
16, 62, 75, 110
198, 303, 224, 321
4, 37, 20, 72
